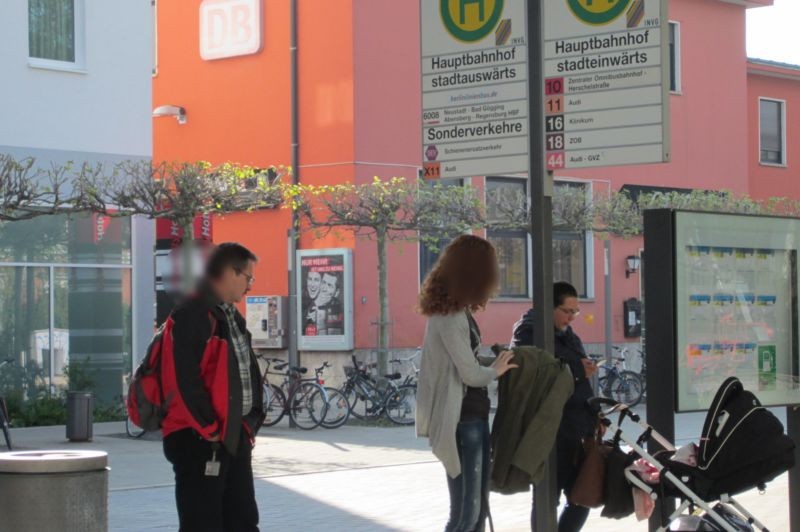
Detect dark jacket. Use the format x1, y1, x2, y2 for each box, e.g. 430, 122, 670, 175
490, 346, 574, 494
161, 286, 265, 456
510, 309, 596, 442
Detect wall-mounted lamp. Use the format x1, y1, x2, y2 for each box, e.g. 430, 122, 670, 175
152, 105, 187, 125
625, 255, 641, 278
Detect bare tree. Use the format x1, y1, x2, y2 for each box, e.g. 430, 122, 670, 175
0, 154, 91, 221
77, 159, 287, 290
287, 177, 485, 371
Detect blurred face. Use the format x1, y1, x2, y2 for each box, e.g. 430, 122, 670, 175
306, 271, 322, 299
554, 296, 580, 331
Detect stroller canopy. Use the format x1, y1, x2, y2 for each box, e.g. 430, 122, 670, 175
692, 377, 794, 498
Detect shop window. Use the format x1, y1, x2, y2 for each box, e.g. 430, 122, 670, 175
0, 213, 131, 265
760, 98, 785, 165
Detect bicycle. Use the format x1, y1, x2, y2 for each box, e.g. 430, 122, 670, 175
260, 357, 328, 430
589, 353, 643, 407
389, 349, 421, 387
308, 362, 351, 429
614, 345, 647, 400
340, 355, 416, 425
0, 358, 14, 450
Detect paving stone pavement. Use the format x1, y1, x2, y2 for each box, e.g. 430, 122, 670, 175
7, 408, 792, 531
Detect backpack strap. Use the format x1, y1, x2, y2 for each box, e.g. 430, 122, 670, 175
208, 311, 218, 339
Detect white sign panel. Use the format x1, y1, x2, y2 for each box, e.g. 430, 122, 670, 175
200, 0, 263, 61
543, 0, 670, 169
421, 0, 529, 180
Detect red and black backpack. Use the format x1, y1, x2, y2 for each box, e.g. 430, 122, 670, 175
126, 321, 171, 431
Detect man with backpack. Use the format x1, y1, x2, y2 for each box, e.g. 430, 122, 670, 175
158, 242, 265, 531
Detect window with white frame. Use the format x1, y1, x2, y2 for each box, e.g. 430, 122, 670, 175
760, 98, 785, 165
669, 22, 681, 93
486, 178, 529, 298
553, 181, 590, 299
419, 179, 464, 284
28, 0, 84, 68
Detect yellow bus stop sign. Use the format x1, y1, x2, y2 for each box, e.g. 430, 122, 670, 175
567, 0, 633, 26
440, 0, 505, 42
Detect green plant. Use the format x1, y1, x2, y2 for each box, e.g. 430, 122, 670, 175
63, 357, 95, 392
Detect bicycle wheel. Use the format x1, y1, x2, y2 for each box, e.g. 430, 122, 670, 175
343, 382, 379, 420
262, 383, 286, 427
0, 398, 11, 450
320, 387, 350, 429
125, 416, 146, 438
288, 382, 325, 430
384, 384, 416, 426
608, 373, 643, 406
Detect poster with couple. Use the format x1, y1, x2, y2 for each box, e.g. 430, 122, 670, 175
297, 248, 354, 350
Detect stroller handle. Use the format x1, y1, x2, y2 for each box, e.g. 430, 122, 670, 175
587, 397, 643, 423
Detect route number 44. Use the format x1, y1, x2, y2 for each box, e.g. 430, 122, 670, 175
547, 152, 565, 170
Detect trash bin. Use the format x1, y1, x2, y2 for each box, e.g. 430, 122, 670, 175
0, 450, 108, 532
66, 391, 94, 442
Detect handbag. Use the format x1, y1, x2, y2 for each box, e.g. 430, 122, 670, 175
569, 427, 610, 508
601, 440, 637, 519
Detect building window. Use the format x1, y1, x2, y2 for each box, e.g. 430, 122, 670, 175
669, 22, 681, 93
760, 98, 785, 165
553, 182, 590, 298
28, 0, 84, 69
486, 178, 529, 298
0, 213, 133, 406
419, 180, 463, 283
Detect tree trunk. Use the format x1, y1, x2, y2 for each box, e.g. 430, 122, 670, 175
376, 229, 390, 375
180, 219, 196, 294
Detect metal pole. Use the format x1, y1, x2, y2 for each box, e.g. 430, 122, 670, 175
604, 239, 613, 364
527, 1, 556, 529
788, 406, 800, 531
287, 0, 299, 370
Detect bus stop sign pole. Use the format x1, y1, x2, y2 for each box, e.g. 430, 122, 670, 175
527, 0, 557, 530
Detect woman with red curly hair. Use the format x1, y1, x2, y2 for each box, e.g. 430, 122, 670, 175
416, 235, 517, 532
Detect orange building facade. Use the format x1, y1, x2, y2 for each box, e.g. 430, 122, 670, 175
155, 0, 796, 367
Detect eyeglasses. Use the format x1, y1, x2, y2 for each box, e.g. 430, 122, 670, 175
558, 307, 580, 316
235, 269, 255, 286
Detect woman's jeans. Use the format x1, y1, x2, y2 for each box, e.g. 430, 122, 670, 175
445, 419, 490, 532
531, 438, 591, 532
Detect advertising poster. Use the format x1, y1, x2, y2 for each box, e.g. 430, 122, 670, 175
297, 249, 354, 351
675, 212, 800, 411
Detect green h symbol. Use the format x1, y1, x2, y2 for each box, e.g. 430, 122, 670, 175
460, 0, 485, 24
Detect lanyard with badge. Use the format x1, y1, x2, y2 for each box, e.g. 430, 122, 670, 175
205, 442, 221, 477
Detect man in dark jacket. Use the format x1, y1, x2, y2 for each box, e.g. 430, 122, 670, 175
510, 281, 597, 532
161, 243, 265, 532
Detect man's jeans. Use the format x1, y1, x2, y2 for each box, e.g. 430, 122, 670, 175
445, 419, 491, 532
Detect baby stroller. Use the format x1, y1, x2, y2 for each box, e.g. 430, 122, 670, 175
590, 377, 796, 531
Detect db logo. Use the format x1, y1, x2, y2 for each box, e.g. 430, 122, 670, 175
200, 0, 263, 60
426, 145, 439, 161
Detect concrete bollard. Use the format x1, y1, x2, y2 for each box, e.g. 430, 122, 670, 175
0, 450, 108, 532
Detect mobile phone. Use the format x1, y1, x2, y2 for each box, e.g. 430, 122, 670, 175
491, 344, 508, 356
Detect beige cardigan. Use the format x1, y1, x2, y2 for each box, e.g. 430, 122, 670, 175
416, 312, 496, 478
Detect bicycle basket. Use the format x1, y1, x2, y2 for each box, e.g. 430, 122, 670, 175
344, 366, 357, 377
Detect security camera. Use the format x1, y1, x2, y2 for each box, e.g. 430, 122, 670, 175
152, 105, 186, 125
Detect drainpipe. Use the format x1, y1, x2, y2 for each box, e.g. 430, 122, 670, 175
287, 0, 300, 369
